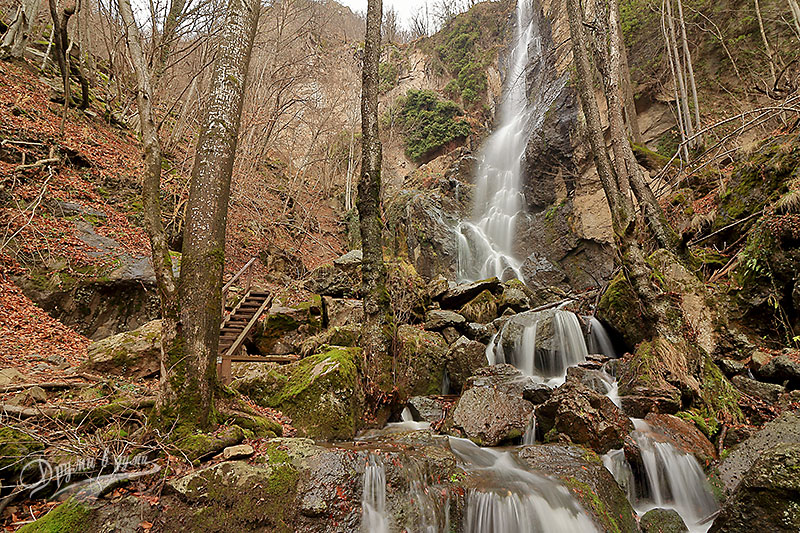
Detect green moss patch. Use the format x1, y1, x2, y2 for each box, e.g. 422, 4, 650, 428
18, 499, 91, 533
396, 89, 471, 162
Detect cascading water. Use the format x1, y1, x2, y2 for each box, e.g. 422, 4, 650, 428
586, 316, 617, 359
456, 0, 567, 283
362, 454, 390, 533
603, 420, 719, 532
450, 437, 598, 532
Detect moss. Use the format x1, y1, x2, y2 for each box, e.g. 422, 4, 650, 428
18, 499, 91, 533
173, 424, 246, 462
564, 478, 622, 533
699, 355, 743, 424
598, 273, 649, 346
458, 289, 498, 324
0, 426, 45, 475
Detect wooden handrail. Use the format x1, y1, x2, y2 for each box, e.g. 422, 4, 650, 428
221, 257, 258, 320
223, 256, 257, 293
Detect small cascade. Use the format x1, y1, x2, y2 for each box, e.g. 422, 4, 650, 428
408, 479, 451, 533
490, 310, 588, 383
604, 421, 719, 532
450, 437, 598, 533
522, 413, 536, 445
586, 316, 617, 358
384, 407, 431, 432
362, 455, 390, 533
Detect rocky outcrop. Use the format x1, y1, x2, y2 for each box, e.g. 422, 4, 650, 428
643, 413, 717, 465
304, 250, 362, 298
81, 320, 161, 378
396, 325, 450, 397
444, 336, 488, 393
536, 381, 633, 454
254, 298, 323, 356
755, 352, 800, 390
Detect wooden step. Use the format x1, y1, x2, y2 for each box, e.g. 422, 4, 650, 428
225, 355, 299, 364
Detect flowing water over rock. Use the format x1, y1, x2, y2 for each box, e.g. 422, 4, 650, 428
604, 420, 719, 532
586, 316, 616, 358
450, 437, 598, 532
457, 0, 565, 282
361, 454, 390, 533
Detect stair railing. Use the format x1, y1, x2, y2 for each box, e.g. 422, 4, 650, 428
221, 256, 257, 321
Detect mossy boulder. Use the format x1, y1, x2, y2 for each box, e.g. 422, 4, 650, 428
598, 273, 650, 347
639, 508, 688, 533
173, 425, 246, 463
444, 336, 487, 393
458, 289, 498, 324
0, 426, 45, 478
233, 347, 363, 440
387, 259, 430, 323
396, 324, 449, 397
300, 324, 361, 356
18, 499, 92, 533
80, 319, 161, 378
254, 297, 323, 355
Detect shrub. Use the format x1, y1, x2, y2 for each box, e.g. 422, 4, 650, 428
397, 89, 471, 162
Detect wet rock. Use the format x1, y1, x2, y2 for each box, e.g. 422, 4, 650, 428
640, 508, 688, 532
441, 326, 461, 344
717, 411, 800, 494
498, 279, 532, 312
536, 381, 633, 454
462, 364, 536, 396
444, 336, 487, 393
643, 413, 717, 464
463, 321, 495, 343
521, 382, 552, 405
450, 386, 534, 446
424, 309, 466, 330
222, 444, 254, 460
597, 273, 652, 347
439, 278, 502, 309
755, 353, 800, 389
519, 445, 638, 533
565, 366, 614, 395
408, 396, 445, 423
81, 320, 161, 378
322, 297, 363, 328
458, 290, 498, 324
731, 375, 785, 403
396, 325, 450, 396
711, 443, 800, 533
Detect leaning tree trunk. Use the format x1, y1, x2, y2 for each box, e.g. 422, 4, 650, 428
358, 0, 395, 396
118, 0, 180, 413
48, 0, 75, 134
177, 0, 260, 430
1, 0, 42, 59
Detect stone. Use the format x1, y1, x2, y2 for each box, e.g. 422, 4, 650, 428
717, 358, 746, 376
463, 322, 495, 344
711, 443, 800, 533
0, 368, 26, 386
640, 508, 688, 533
222, 444, 254, 460
598, 272, 652, 347
304, 251, 362, 297
451, 386, 534, 446
424, 309, 466, 330
756, 353, 800, 389
322, 297, 363, 328
333, 249, 362, 266
428, 275, 449, 300
300, 324, 361, 357
498, 280, 532, 313
519, 445, 638, 533
643, 413, 718, 464
521, 382, 552, 405
81, 320, 161, 379
396, 325, 450, 396
717, 411, 800, 494
565, 366, 615, 395
444, 336, 487, 393
255, 298, 323, 355
441, 326, 461, 344
536, 381, 633, 454
408, 396, 445, 423
731, 374, 785, 403
457, 290, 498, 324
750, 349, 772, 371
439, 278, 502, 309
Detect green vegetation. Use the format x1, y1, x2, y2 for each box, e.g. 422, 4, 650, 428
397, 89, 471, 162
18, 499, 91, 533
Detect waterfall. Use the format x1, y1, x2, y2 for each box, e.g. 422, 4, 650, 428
490, 310, 588, 383
362, 455, 390, 533
456, 0, 567, 282
450, 437, 598, 533
523, 413, 537, 445
604, 420, 719, 532
586, 317, 617, 358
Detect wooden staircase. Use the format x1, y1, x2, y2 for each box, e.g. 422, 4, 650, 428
216, 258, 299, 385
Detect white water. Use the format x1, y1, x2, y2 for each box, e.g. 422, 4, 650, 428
450, 437, 598, 533
523, 413, 537, 445
604, 420, 719, 532
384, 407, 431, 432
586, 316, 617, 358
456, 0, 567, 282
362, 454, 390, 533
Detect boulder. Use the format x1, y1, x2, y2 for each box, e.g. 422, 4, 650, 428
717, 358, 747, 376
255, 298, 323, 355
756, 353, 800, 389
536, 381, 633, 454
9, 385, 47, 406
643, 413, 718, 464
519, 445, 638, 533
717, 411, 800, 494
386, 260, 430, 323
408, 396, 446, 423
441, 326, 461, 344
0, 368, 26, 386
396, 325, 449, 396
323, 297, 363, 328
522, 382, 553, 405
731, 374, 785, 403
640, 508, 688, 533
597, 273, 652, 347
463, 321, 495, 343
304, 250, 362, 297
444, 336, 487, 393
428, 275, 449, 300
424, 309, 466, 330
710, 443, 800, 533
439, 278, 502, 309
565, 366, 615, 395
300, 324, 361, 357
750, 350, 772, 371
222, 444, 254, 460
81, 320, 161, 378
233, 347, 363, 440
457, 290, 498, 324
450, 386, 534, 446
498, 279, 532, 313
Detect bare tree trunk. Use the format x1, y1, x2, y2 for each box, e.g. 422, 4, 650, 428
358, 0, 394, 395
661, 0, 689, 161
152, 0, 188, 87
118, 0, 180, 414
1, 0, 42, 59
49, 0, 76, 134
789, 0, 800, 38
755, 0, 777, 87
178, 0, 260, 429
676, 0, 702, 146
665, 0, 694, 147
615, 9, 642, 145
566, 0, 633, 236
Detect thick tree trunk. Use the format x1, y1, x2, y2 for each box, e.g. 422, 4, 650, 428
358, 0, 394, 395
177, 0, 260, 429
1, 0, 42, 59
118, 0, 181, 413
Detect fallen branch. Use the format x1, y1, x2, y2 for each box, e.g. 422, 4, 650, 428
15, 157, 60, 172
0, 381, 98, 393
0, 397, 157, 422
688, 209, 765, 247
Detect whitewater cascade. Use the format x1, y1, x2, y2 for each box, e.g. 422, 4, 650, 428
456, 0, 566, 282
603, 420, 719, 532
586, 316, 616, 359
450, 437, 598, 533
361, 455, 390, 533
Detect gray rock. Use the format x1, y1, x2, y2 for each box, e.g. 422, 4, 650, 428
750, 350, 772, 371
756, 354, 800, 388
640, 508, 688, 532
441, 326, 461, 345
521, 382, 552, 405
732, 374, 785, 403
222, 444, 254, 460
0, 368, 26, 386
565, 366, 615, 395
499, 281, 532, 312
444, 336, 487, 393
52, 200, 107, 220
718, 358, 747, 376
333, 249, 362, 266
451, 386, 534, 446
81, 320, 161, 378
424, 309, 466, 330
323, 297, 363, 328
439, 278, 502, 309
463, 321, 495, 344
408, 396, 445, 423
428, 275, 449, 300
9, 385, 47, 406
305, 251, 363, 297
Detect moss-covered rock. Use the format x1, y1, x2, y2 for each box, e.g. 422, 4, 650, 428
80, 319, 161, 378
396, 324, 449, 397
233, 347, 363, 440
0, 426, 45, 478
18, 499, 92, 533
458, 289, 498, 324
300, 324, 362, 356
387, 259, 430, 323
598, 273, 650, 347
639, 508, 688, 532
173, 424, 246, 462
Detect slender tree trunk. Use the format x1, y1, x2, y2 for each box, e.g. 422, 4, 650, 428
566, 0, 633, 236
661, 1, 689, 161
755, 0, 777, 87
118, 0, 180, 413
615, 8, 642, 145
49, 0, 75, 134
665, 0, 694, 147
1, 0, 42, 59
789, 0, 800, 38
676, 0, 702, 146
178, 0, 260, 429
358, 0, 394, 395
152, 0, 188, 87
